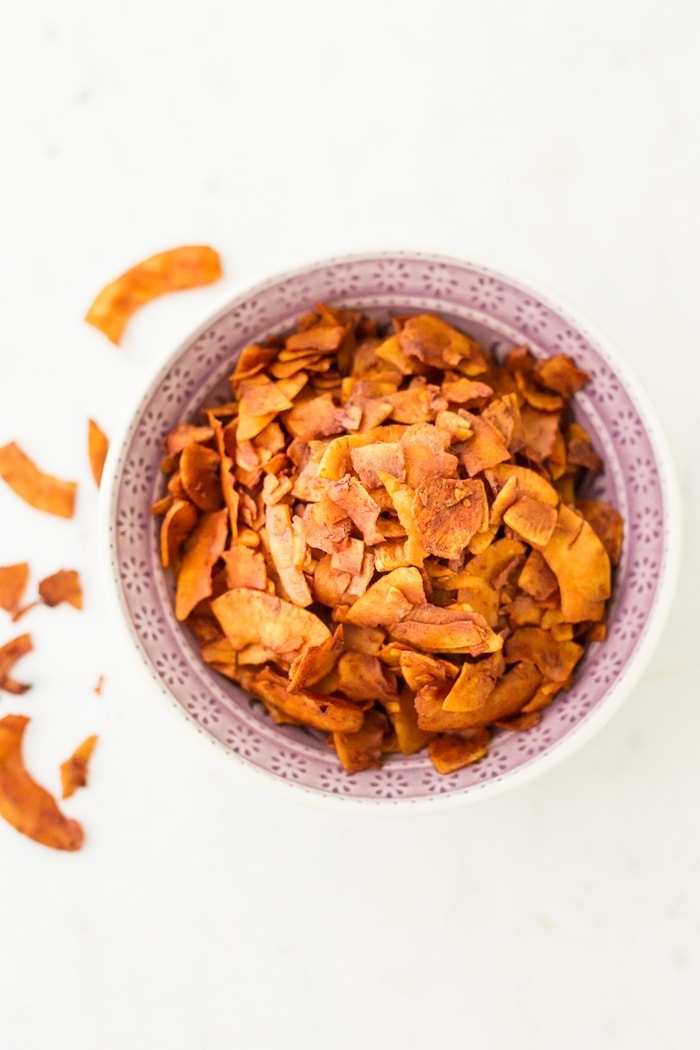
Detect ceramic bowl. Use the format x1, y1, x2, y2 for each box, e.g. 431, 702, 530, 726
102, 253, 680, 810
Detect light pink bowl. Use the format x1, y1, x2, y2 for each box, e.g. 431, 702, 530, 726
101, 254, 681, 810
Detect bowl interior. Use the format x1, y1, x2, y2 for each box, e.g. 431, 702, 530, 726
108, 255, 674, 806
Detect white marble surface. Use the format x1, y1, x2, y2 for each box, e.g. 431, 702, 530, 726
1, 2, 699, 1048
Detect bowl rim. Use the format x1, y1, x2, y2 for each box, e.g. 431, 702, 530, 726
98, 250, 683, 813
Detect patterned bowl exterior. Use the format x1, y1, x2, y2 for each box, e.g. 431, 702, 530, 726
106, 254, 678, 808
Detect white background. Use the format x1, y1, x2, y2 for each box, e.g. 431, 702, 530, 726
1, 2, 699, 1048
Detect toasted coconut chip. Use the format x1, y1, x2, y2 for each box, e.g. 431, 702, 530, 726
150, 494, 174, 516
350, 339, 389, 375
202, 403, 239, 424
283, 393, 344, 441
342, 624, 386, 655
238, 643, 283, 666
207, 660, 241, 681
238, 373, 309, 442
390, 605, 502, 656
541, 504, 611, 623
481, 394, 525, 452
167, 472, 186, 499
467, 527, 498, 556
0, 563, 29, 613
503, 495, 558, 547
316, 434, 371, 480
212, 588, 330, 662
376, 518, 408, 539
186, 612, 221, 644
566, 422, 603, 471
491, 553, 526, 590
289, 626, 345, 691
60, 735, 98, 799
331, 538, 365, 575
577, 499, 624, 566
458, 414, 511, 476
180, 443, 222, 512
230, 345, 277, 385
235, 438, 260, 473
378, 472, 428, 564
401, 427, 459, 487
269, 354, 331, 379
332, 709, 390, 772
373, 539, 412, 572
428, 730, 490, 774
399, 314, 488, 373
0, 634, 33, 694
290, 449, 327, 502
199, 635, 239, 666
413, 681, 487, 732
351, 397, 395, 432
545, 430, 568, 480
441, 652, 506, 712
535, 354, 589, 397
261, 473, 293, 506
0, 715, 84, 850
521, 678, 567, 714
264, 503, 312, 607
518, 549, 559, 601
412, 477, 488, 559
442, 377, 493, 406
160, 499, 198, 569
377, 642, 417, 671
375, 333, 428, 375
515, 371, 564, 412
211, 421, 239, 536
553, 473, 576, 504
343, 567, 427, 628
397, 650, 458, 689
485, 464, 559, 507
383, 687, 435, 754
504, 626, 583, 682
85, 245, 221, 345
222, 544, 268, 591
504, 345, 536, 374
384, 379, 448, 424
488, 475, 520, 528
463, 538, 526, 583
250, 667, 363, 733
434, 410, 473, 444
349, 442, 405, 489
583, 621, 607, 643
336, 651, 397, 704
326, 475, 383, 545
294, 499, 353, 554
175, 509, 229, 621
455, 576, 500, 627
451, 661, 542, 729
162, 423, 215, 456
0, 443, 77, 518
38, 570, 83, 610
253, 420, 286, 458
237, 373, 294, 416
503, 594, 544, 627
520, 406, 561, 463
87, 419, 109, 486
312, 555, 352, 607
283, 324, 346, 355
